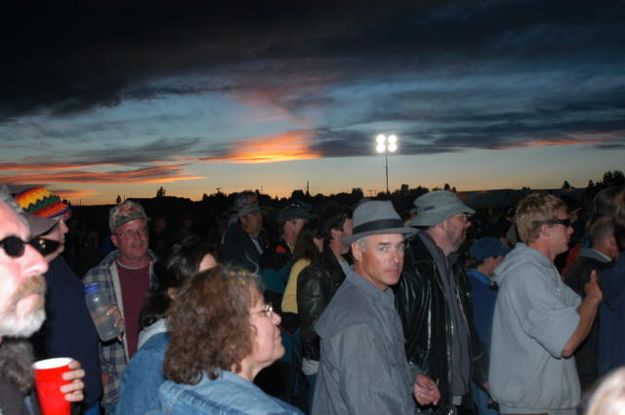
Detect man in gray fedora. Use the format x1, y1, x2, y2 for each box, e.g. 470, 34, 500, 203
312, 200, 440, 415
395, 190, 489, 414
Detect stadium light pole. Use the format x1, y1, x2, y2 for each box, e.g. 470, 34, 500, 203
375, 134, 398, 194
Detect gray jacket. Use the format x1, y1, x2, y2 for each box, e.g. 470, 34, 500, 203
312, 270, 414, 415
489, 243, 581, 414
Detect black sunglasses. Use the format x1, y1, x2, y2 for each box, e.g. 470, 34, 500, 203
0, 235, 60, 258
545, 218, 573, 228
30, 237, 62, 256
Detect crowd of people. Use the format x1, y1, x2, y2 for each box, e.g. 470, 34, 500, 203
1, 182, 624, 415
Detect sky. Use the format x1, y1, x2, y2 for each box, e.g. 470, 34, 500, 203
1, 0, 624, 205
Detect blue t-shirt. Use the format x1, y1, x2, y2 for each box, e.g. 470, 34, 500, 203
467, 269, 497, 352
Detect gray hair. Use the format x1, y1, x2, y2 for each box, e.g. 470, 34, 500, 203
356, 237, 369, 251
585, 368, 625, 415
0, 185, 29, 229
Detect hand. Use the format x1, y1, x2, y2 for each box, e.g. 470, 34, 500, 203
413, 373, 440, 406
482, 382, 498, 409
106, 305, 125, 341
106, 305, 124, 330
61, 360, 85, 402
585, 270, 603, 303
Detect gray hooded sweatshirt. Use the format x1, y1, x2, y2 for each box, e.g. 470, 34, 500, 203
489, 243, 581, 414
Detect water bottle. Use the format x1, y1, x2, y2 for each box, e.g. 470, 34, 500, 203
84, 282, 122, 341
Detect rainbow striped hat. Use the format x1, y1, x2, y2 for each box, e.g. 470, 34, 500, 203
15, 187, 70, 220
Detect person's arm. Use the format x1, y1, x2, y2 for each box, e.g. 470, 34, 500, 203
117, 347, 165, 414
297, 267, 325, 345
337, 325, 413, 414
562, 270, 603, 357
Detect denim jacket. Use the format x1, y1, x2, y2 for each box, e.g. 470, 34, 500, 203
117, 331, 169, 415
159, 370, 303, 415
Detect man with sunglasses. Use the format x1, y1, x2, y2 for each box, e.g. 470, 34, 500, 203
15, 186, 103, 415
489, 193, 603, 415
0, 185, 85, 414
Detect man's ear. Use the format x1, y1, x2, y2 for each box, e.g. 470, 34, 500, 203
351, 242, 362, 261
111, 234, 119, 248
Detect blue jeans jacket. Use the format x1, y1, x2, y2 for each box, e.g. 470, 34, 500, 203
117, 331, 169, 415
159, 370, 303, 415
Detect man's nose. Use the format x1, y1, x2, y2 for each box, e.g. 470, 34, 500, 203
24, 244, 49, 275
391, 249, 401, 263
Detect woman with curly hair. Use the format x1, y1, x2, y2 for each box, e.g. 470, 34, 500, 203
160, 267, 303, 414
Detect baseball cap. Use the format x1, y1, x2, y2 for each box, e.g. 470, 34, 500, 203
470, 237, 510, 261
277, 204, 314, 225
109, 200, 148, 233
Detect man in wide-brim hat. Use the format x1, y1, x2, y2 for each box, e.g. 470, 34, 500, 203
311, 200, 439, 415
396, 190, 488, 414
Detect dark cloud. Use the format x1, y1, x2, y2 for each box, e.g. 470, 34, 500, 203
2, 0, 623, 120
0, 0, 623, 179
71, 137, 202, 164
0, 138, 202, 169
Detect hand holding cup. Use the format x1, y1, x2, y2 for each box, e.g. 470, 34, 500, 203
33, 357, 85, 415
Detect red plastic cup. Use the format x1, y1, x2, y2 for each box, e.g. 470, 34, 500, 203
32, 357, 73, 415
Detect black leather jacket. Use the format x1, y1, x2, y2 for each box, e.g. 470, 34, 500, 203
395, 232, 488, 409
297, 249, 347, 361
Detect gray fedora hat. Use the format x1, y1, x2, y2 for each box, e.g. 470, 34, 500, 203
342, 200, 416, 245
410, 190, 475, 227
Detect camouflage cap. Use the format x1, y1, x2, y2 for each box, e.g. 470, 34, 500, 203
109, 200, 148, 233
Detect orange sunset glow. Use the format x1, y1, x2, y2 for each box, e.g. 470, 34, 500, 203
202, 132, 322, 163
1, 165, 202, 185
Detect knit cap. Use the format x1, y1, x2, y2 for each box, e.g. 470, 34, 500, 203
15, 187, 70, 220
14, 186, 69, 236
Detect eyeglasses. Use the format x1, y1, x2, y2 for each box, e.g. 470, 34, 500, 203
0, 235, 60, 258
251, 303, 274, 319
455, 213, 471, 223
545, 218, 572, 228
115, 227, 148, 240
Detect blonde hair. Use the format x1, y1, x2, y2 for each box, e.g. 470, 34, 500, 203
585, 368, 625, 415
515, 193, 567, 243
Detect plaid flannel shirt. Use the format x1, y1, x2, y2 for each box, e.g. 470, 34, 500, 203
83, 249, 157, 406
